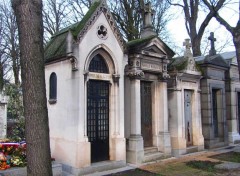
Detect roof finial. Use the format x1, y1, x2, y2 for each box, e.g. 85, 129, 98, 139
140, 2, 156, 38
183, 39, 192, 57
208, 32, 216, 56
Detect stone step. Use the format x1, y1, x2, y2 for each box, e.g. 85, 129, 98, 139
144, 147, 158, 154
186, 146, 199, 154
62, 171, 75, 176
62, 160, 126, 175
143, 151, 164, 163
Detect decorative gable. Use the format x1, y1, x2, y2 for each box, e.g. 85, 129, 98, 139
45, 0, 125, 63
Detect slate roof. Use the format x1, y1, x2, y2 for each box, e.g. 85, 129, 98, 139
195, 54, 229, 68
44, 1, 102, 63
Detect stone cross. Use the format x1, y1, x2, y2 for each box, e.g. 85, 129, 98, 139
183, 39, 192, 57
143, 2, 155, 27
208, 32, 216, 56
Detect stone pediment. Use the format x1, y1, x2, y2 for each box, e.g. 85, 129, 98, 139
141, 44, 167, 58
127, 36, 175, 59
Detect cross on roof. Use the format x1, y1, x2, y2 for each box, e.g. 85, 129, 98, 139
183, 39, 192, 49
208, 32, 216, 56
143, 2, 155, 27
183, 39, 192, 57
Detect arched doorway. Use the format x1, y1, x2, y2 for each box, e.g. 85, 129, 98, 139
87, 54, 110, 162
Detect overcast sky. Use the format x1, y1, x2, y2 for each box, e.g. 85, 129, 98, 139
166, 0, 238, 56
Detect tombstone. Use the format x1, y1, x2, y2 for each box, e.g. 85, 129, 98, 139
195, 32, 229, 148
168, 39, 204, 156
0, 93, 8, 139
221, 51, 240, 144
45, 1, 126, 175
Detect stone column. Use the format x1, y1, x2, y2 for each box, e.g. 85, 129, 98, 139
126, 78, 144, 164
192, 88, 204, 150
0, 94, 8, 139
227, 88, 240, 144
157, 81, 171, 154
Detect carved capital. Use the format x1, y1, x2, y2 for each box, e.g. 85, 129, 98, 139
126, 69, 144, 79
112, 74, 120, 83
69, 57, 78, 71
159, 72, 170, 80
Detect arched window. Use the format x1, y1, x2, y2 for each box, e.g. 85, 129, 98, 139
49, 72, 57, 104
89, 54, 109, 73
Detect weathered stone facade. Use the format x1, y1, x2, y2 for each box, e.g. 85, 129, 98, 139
168, 39, 204, 156
44, 0, 240, 175
0, 93, 8, 139
196, 51, 229, 148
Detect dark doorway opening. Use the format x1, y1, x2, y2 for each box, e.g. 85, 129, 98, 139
87, 80, 109, 162
141, 81, 153, 147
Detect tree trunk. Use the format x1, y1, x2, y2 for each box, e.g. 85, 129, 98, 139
191, 35, 202, 56
11, 0, 53, 175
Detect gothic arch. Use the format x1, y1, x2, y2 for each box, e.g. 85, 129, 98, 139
84, 45, 118, 75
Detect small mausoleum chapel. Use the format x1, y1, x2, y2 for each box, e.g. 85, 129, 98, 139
44, 0, 240, 175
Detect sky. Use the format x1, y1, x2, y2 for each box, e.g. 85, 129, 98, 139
166, 0, 239, 56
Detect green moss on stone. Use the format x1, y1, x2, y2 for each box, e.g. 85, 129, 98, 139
71, 1, 101, 39
127, 35, 156, 48
45, 0, 102, 61
175, 59, 188, 71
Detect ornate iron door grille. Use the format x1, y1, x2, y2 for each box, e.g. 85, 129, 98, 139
212, 89, 219, 138
87, 80, 109, 162
141, 81, 153, 147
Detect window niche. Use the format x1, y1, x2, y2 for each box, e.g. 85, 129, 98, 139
49, 72, 57, 104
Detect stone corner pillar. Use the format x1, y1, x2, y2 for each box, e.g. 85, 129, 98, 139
0, 94, 9, 139
125, 75, 144, 164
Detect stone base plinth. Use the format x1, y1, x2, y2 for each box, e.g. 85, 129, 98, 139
126, 135, 144, 164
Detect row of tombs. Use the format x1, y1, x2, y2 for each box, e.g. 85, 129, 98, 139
44, 0, 240, 175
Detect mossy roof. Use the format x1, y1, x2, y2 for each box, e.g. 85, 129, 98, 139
44, 1, 102, 62
126, 35, 157, 49
168, 56, 188, 71
127, 35, 175, 58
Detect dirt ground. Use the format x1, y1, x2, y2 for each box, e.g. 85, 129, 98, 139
106, 147, 240, 176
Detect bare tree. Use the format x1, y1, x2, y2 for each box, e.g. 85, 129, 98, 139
202, 0, 240, 75
66, 0, 173, 42
12, 0, 53, 175
0, 16, 6, 91
168, 0, 225, 56
43, 0, 72, 43
67, 0, 93, 22
0, 4, 12, 91
109, 0, 173, 41
0, 1, 20, 86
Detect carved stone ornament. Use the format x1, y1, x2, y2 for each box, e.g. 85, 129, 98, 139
187, 58, 197, 71
97, 24, 108, 39
126, 69, 144, 79
159, 72, 170, 80
76, 3, 125, 50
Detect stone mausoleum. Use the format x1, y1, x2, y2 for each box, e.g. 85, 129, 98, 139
44, 0, 240, 175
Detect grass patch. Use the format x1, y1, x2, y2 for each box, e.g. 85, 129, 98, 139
141, 162, 217, 176
186, 160, 221, 172
210, 152, 240, 163
106, 168, 158, 176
